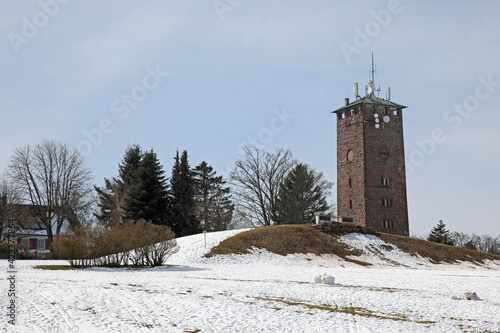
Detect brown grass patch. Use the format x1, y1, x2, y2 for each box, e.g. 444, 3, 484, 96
255, 297, 435, 323
35, 265, 76, 270
376, 232, 500, 264
205, 225, 500, 266
205, 225, 368, 264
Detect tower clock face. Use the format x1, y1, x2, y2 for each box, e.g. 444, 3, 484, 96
347, 150, 354, 162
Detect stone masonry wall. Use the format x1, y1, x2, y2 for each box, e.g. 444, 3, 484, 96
336, 103, 409, 236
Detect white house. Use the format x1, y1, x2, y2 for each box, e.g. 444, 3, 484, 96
1, 206, 75, 254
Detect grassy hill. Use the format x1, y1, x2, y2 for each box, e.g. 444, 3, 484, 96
206, 225, 500, 266
376, 232, 500, 264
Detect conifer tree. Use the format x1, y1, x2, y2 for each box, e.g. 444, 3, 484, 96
124, 149, 169, 225
118, 144, 143, 187
210, 189, 234, 231
427, 220, 454, 245
169, 150, 201, 236
193, 161, 233, 231
276, 163, 332, 225
95, 144, 143, 226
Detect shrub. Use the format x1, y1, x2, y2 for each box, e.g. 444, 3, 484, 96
128, 220, 178, 266
53, 220, 177, 267
53, 226, 94, 266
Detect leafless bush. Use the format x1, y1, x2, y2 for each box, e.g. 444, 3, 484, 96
129, 220, 178, 266
53, 220, 177, 267
53, 226, 93, 266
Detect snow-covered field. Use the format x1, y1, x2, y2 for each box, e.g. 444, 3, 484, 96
2, 229, 500, 333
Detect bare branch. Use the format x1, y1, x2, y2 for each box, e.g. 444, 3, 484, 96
6, 139, 93, 253
229, 146, 296, 226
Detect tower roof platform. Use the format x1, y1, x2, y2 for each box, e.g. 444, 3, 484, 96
331, 94, 407, 114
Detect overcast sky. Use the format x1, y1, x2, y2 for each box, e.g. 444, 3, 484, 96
1, 0, 499, 236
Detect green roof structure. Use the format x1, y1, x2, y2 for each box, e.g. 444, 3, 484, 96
332, 94, 407, 114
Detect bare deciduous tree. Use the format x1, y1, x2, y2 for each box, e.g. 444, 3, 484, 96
0, 179, 30, 239
450, 231, 500, 255
6, 140, 93, 253
229, 146, 296, 226
450, 231, 469, 248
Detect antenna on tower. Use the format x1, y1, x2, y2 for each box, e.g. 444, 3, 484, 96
367, 52, 380, 97
371, 52, 375, 84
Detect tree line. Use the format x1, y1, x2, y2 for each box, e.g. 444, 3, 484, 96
230, 146, 333, 226
94, 144, 233, 236
1, 139, 334, 260
427, 220, 500, 255
94, 145, 333, 232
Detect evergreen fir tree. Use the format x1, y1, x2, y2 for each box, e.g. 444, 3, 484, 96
123, 149, 169, 225
427, 220, 454, 245
193, 161, 234, 231
95, 144, 143, 226
169, 150, 201, 236
276, 163, 331, 225
118, 144, 143, 187
210, 189, 234, 231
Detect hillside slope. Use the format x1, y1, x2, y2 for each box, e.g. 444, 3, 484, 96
204, 225, 500, 268
19, 226, 500, 332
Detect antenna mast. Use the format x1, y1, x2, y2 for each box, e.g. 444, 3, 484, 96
371, 52, 375, 84
367, 52, 380, 97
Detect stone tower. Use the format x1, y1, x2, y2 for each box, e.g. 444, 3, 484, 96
332, 58, 409, 236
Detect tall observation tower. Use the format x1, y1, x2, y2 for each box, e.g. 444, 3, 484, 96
332, 56, 409, 236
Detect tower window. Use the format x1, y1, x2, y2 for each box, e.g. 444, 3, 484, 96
380, 177, 391, 186
382, 220, 394, 229
381, 199, 392, 207
391, 109, 399, 116
349, 178, 352, 188
349, 200, 352, 209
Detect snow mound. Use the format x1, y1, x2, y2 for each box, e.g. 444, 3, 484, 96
314, 273, 335, 285
451, 292, 482, 301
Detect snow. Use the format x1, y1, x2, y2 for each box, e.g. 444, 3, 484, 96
2, 229, 500, 332
314, 273, 336, 285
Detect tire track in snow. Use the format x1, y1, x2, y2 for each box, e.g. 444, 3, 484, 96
26, 285, 88, 333
17, 294, 57, 332
101, 285, 159, 329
